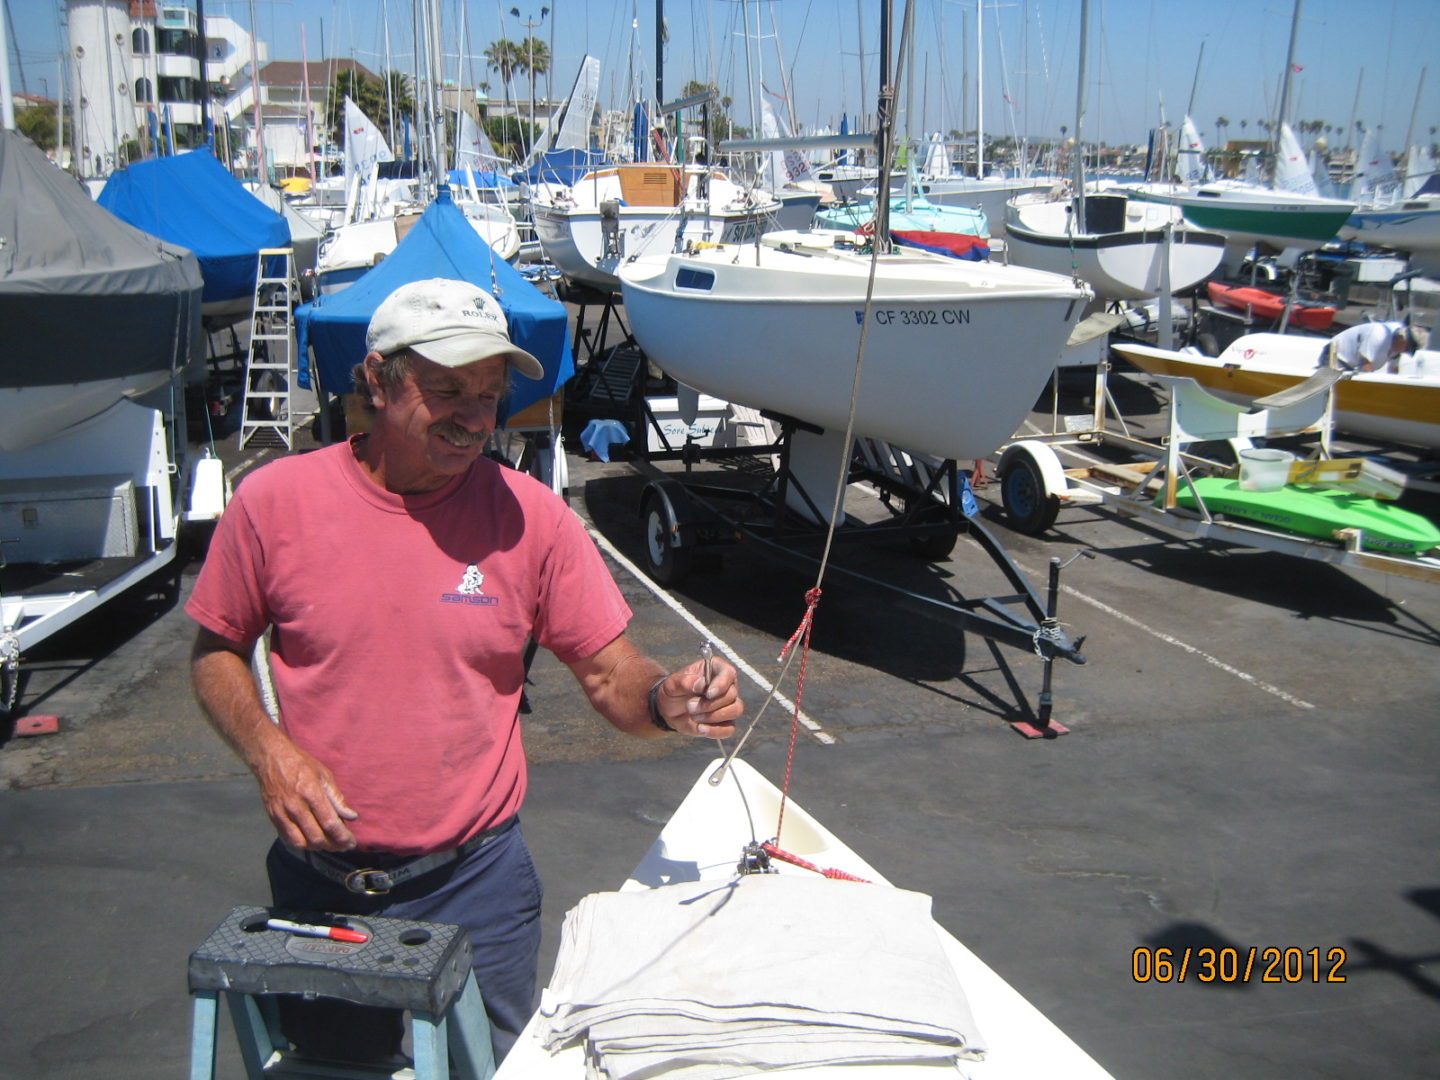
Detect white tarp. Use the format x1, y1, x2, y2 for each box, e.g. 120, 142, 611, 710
539, 874, 984, 1080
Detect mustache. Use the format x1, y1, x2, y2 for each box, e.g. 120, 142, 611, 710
430, 420, 489, 447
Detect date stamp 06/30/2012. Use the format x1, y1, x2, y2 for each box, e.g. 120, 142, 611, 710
1132, 946, 1348, 984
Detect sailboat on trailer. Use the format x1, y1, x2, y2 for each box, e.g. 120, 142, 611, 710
530, 59, 780, 294
1002, 2, 1225, 302
618, 1, 1090, 483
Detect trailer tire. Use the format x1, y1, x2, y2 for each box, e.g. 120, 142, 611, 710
907, 503, 959, 561
1001, 453, 1060, 535
1, 656, 19, 722
642, 490, 694, 586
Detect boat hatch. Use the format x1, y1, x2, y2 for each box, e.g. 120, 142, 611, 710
675, 267, 716, 291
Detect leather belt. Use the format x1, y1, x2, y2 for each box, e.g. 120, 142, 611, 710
287, 816, 516, 895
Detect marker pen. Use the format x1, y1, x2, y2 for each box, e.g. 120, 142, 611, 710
266, 917, 369, 944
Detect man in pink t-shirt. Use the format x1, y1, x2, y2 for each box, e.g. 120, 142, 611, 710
187, 279, 742, 1063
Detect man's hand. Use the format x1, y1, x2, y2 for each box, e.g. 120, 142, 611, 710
568, 635, 744, 739
191, 628, 359, 850
254, 740, 360, 851
653, 654, 742, 739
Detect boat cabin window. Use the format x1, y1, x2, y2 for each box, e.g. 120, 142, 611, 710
1084, 194, 1126, 233
675, 267, 716, 291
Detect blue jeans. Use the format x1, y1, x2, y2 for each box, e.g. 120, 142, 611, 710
266, 818, 543, 1063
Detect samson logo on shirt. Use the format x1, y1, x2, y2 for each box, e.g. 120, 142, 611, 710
440, 563, 500, 606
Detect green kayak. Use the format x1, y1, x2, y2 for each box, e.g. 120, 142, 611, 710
1173, 478, 1440, 555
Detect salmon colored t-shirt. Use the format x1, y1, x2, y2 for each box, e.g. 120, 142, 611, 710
186, 439, 632, 854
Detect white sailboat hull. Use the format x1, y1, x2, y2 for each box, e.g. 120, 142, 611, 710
1005, 196, 1225, 301
532, 165, 781, 293
533, 200, 771, 294
1339, 196, 1440, 256
619, 241, 1088, 461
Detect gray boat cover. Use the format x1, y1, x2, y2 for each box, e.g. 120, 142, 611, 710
539, 874, 985, 1079
0, 130, 204, 390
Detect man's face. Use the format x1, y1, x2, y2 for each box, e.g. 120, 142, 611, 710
370, 350, 507, 490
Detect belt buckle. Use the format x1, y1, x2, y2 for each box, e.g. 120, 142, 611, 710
344, 867, 394, 895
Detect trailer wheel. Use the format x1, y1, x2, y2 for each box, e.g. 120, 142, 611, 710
1001, 453, 1060, 535
1, 654, 19, 722
642, 491, 693, 586
907, 503, 959, 561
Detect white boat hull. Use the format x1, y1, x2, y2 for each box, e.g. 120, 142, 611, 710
532, 202, 770, 293
532, 165, 780, 293
1339, 197, 1440, 256
1113, 333, 1440, 450
496, 759, 1117, 1078
619, 241, 1088, 461
1005, 195, 1225, 301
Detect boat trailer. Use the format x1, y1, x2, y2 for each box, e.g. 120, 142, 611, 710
991, 363, 1440, 585
634, 409, 1088, 738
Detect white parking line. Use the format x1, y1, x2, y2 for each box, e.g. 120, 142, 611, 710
224, 450, 271, 485
1015, 560, 1316, 710
585, 524, 835, 743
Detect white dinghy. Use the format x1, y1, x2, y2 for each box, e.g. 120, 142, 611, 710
497, 758, 1117, 1079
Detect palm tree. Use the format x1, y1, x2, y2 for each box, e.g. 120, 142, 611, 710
484, 39, 523, 119
1215, 116, 1229, 146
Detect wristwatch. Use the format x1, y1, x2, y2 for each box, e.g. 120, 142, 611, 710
648, 678, 675, 732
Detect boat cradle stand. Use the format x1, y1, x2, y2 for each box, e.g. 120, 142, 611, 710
636, 412, 1088, 738
187, 905, 495, 1080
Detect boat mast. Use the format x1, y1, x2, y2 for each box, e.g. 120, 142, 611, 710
875, 0, 894, 252
975, 0, 984, 178
0, 0, 14, 131
1403, 66, 1426, 165
1073, 0, 1088, 229
1273, 0, 1302, 151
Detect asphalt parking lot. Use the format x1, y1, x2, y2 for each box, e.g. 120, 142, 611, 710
2, 361, 1438, 1080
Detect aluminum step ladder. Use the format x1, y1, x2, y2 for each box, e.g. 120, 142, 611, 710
239, 248, 304, 450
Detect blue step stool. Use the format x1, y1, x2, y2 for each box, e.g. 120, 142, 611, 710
188, 905, 495, 1080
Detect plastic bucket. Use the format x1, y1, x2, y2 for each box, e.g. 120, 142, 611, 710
1238, 448, 1295, 491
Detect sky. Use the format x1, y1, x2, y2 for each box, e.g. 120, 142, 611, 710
7, 0, 1439, 152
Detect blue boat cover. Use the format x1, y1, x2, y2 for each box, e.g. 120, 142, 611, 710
295, 187, 574, 424
446, 168, 516, 190
97, 147, 289, 304
524, 148, 606, 187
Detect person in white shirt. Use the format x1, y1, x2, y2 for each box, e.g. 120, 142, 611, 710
1321, 321, 1428, 372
